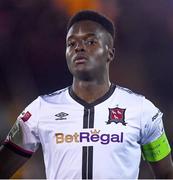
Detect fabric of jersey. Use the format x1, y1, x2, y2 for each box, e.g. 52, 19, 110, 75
5, 84, 169, 179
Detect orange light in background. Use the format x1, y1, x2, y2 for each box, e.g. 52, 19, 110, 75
52, 0, 101, 16
52, 0, 119, 22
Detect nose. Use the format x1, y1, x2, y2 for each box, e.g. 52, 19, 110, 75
75, 41, 85, 52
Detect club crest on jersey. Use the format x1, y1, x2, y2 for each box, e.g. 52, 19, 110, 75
106, 107, 127, 126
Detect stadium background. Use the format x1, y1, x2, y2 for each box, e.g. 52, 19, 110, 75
0, 0, 173, 178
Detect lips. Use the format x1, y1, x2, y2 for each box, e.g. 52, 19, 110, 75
73, 54, 88, 64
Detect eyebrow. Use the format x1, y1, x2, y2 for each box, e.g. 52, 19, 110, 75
67, 33, 97, 41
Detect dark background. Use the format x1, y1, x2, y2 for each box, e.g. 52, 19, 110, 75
0, 0, 173, 178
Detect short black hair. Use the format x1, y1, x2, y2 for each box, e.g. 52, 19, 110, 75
67, 10, 115, 40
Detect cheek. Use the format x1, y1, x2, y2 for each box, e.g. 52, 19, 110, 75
96, 48, 105, 56
66, 49, 73, 64
65, 48, 70, 60
65, 49, 72, 70
91, 47, 107, 61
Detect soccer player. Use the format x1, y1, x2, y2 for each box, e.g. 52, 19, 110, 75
0, 10, 173, 179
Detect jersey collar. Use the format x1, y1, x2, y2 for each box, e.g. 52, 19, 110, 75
68, 83, 116, 108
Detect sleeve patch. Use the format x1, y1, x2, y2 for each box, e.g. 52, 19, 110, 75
142, 132, 171, 162
21, 111, 32, 122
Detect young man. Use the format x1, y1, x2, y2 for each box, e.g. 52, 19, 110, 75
0, 10, 173, 179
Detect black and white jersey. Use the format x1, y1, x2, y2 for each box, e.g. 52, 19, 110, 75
4, 84, 170, 179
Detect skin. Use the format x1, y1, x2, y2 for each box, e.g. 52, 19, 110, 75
66, 20, 114, 103
0, 19, 173, 179
0, 145, 28, 178
149, 155, 173, 178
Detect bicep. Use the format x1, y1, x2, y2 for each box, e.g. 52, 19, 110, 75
0, 145, 30, 178
149, 153, 173, 179
0, 98, 40, 178
0, 114, 39, 178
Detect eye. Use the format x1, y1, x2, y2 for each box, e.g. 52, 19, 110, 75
67, 40, 76, 47
85, 39, 97, 46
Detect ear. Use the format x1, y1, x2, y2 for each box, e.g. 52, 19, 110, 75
107, 47, 115, 62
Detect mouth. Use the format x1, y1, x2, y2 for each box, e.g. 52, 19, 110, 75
73, 55, 88, 64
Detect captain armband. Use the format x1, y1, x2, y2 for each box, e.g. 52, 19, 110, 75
142, 132, 171, 162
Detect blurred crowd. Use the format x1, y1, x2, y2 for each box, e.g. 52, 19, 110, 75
0, 0, 173, 178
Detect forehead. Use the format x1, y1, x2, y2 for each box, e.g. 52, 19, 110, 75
66, 20, 106, 40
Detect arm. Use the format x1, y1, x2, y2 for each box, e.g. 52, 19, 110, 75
0, 144, 29, 178
141, 97, 173, 178
149, 153, 173, 179
0, 98, 40, 178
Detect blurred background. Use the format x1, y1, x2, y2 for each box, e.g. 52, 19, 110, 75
0, 0, 173, 178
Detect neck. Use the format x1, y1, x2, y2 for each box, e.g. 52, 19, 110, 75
72, 79, 111, 103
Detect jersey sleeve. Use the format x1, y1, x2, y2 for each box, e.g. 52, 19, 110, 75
3, 97, 41, 158
140, 97, 171, 162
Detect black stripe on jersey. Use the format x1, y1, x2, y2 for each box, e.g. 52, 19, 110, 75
89, 107, 94, 128
82, 146, 87, 179
82, 146, 93, 179
83, 107, 95, 129
83, 108, 88, 129
3, 141, 33, 158
82, 108, 94, 179
88, 146, 93, 179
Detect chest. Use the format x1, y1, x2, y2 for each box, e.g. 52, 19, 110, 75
38, 103, 141, 148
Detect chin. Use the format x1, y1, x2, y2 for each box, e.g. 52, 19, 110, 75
74, 70, 94, 81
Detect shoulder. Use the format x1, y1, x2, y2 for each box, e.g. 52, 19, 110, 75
17, 87, 70, 122
116, 85, 159, 111
20, 86, 69, 114
39, 86, 69, 104
115, 85, 144, 104
116, 85, 143, 97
